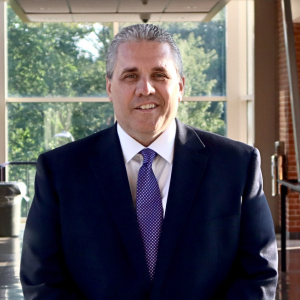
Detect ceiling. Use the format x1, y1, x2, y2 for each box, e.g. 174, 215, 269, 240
8, 0, 230, 23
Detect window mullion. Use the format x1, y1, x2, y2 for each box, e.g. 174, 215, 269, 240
0, 2, 7, 165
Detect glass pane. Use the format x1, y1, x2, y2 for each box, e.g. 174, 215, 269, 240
8, 102, 114, 160
7, 102, 114, 215
7, 6, 113, 97
177, 101, 226, 136
119, 9, 226, 97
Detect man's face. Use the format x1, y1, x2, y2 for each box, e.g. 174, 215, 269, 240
106, 41, 185, 146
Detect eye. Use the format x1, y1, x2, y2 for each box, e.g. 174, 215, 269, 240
154, 73, 166, 80
125, 74, 137, 79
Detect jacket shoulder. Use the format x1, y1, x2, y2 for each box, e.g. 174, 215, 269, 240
186, 123, 254, 152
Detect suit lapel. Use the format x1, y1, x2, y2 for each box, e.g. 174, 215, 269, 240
151, 120, 208, 297
89, 124, 151, 290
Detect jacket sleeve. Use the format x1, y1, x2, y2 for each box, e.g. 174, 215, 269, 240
224, 148, 278, 299
20, 154, 81, 300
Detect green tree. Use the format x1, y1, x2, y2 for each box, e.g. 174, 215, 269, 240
177, 101, 226, 136
7, 4, 114, 164
157, 9, 226, 96
174, 33, 217, 96
7, 8, 113, 97
171, 29, 225, 135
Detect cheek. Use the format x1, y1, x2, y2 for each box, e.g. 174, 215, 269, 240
167, 83, 180, 98
113, 101, 126, 114
114, 86, 134, 103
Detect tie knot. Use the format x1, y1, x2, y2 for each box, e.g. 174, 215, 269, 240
140, 148, 157, 165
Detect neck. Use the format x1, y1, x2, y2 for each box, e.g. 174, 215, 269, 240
131, 132, 163, 147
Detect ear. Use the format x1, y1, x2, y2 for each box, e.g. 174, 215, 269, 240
106, 76, 113, 102
178, 75, 185, 102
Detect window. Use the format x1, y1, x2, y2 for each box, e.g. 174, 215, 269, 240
7, 6, 227, 163
8, 8, 113, 97
0, 1, 251, 216
8, 102, 114, 161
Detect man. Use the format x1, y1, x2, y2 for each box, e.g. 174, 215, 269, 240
20, 24, 278, 299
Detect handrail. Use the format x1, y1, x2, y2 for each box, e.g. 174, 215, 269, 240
0, 161, 37, 182
0, 161, 37, 167
278, 179, 300, 192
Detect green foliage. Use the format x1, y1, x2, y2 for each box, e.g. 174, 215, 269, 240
157, 14, 226, 96
177, 101, 226, 136
7, 4, 115, 165
174, 33, 217, 96
8, 7, 112, 97
8, 102, 114, 161
71, 102, 114, 138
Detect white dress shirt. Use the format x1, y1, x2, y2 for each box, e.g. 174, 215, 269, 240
117, 120, 176, 217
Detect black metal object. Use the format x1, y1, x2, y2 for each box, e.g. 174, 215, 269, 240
280, 184, 287, 272
278, 179, 300, 272
0, 162, 37, 182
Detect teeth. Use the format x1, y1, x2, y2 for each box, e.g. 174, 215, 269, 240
138, 104, 156, 110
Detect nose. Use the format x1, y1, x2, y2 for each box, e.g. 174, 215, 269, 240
135, 77, 155, 97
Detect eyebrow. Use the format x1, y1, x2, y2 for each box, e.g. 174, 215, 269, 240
152, 67, 168, 73
119, 66, 168, 77
120, 67, 138, 75
119, 67, 139, 78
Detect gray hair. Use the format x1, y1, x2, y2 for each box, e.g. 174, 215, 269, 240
106, 24, 183, 79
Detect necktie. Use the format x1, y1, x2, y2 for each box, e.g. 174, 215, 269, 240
136, 148, 163, 280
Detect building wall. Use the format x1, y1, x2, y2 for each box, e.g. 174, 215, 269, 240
278, 0, 300, 236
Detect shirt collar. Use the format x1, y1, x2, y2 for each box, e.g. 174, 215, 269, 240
117, 119, 176, 165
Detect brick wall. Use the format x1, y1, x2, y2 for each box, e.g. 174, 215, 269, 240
278, 0, 300, 235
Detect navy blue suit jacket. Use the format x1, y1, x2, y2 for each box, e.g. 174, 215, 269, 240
20, 120, 278, 299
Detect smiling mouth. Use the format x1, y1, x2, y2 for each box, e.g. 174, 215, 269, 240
137, 104, 158, 110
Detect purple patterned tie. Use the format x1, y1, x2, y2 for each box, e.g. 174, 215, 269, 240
136, 148, 163, 280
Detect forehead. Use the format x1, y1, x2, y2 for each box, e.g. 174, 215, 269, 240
115, 41, 177, 72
